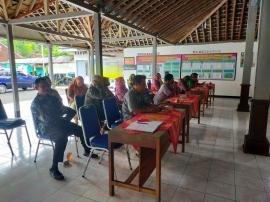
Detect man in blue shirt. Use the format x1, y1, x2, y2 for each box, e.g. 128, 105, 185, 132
31, 77, 97, 180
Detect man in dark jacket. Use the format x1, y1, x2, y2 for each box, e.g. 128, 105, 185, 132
31, 77, 97, 181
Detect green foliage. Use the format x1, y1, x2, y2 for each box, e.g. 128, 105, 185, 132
0, 37, 71, 58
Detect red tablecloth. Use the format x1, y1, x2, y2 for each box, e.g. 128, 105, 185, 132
169, 95, 199, 117
120, 110, 183, 153
191, 87, 209, 104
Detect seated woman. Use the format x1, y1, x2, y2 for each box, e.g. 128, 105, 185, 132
102, 77, 114, 98
127, 74, 135, 89
153, 73, 175, 104
122, 75, 160, 121
85, 75, 113, 123
115, 77, 128, 104
67, 76, 88, 109
151, 73, 163, 92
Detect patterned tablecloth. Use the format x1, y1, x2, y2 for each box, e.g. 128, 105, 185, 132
168, 95, 199, 117
120, 109, 183, 153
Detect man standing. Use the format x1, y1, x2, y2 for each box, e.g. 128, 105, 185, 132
31, 77, 97, 181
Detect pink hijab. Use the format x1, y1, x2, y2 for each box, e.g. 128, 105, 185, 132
151, 73, 162, 92
115, 77, 128, 103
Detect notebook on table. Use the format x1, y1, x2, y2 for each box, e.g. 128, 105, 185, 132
126, 121, 163, 133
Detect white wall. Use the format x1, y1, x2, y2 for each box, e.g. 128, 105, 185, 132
124, 42, 258, 97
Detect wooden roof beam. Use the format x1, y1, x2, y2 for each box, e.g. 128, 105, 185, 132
177, 0, 227, 44
17, 24, 91, 41
0, 0, 9, 20
231, 0, 237, 39
29, 0, 37, 11
15, 0, 24, 17
62, 0, 172, 44
217, 9, 220, 41
9, 10, 92, 25
225, 0, 228, 40
209, 17, 212, 41
238, 0, 246, 39
15, 0, 57, 19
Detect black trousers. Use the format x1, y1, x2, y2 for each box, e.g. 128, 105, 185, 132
50, 120, 89, 165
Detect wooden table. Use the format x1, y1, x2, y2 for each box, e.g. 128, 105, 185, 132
190, 89, 206, 116
108, 127, 171, 202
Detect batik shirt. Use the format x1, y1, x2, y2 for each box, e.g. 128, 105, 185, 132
122, 89, 152, 121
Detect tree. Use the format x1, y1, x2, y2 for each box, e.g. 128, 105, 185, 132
0, 37, 71, 58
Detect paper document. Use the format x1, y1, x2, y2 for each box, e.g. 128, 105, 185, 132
126, 121, 163, 133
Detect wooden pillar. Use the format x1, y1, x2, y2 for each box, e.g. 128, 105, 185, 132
94, 12, 103, 76
243, 0, 270, 156
5, 24, 20, 118
237, 0, 259, 112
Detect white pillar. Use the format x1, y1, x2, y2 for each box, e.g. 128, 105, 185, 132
254, 0, 270, 100
242, 0, 259, 84
88, 46, 95, 82
48, 44, 54, 87
5, 24, 20, 117
94, 12, 103, 76
152, 37, 157, 77
237, 0, 259, 112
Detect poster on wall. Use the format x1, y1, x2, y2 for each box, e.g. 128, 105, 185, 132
181, 53, 237, 80
136, 55, 181, 78
124, 57, 136, 70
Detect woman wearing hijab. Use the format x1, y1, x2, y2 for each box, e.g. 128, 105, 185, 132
128, 74, 135, 89
67, 76, 88, 109
151, 73, 163, 92
115, 77, 128, 104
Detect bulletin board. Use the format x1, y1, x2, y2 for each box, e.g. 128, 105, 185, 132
136, 55, 181, 78
181, 53, 237, 80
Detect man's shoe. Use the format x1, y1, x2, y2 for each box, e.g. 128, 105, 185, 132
83, 150, 99, 159
49, 168, 65, 181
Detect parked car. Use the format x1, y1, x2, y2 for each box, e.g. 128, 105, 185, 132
0, 71, 37, 93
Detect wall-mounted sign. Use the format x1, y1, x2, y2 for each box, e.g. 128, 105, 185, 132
181, 53, 237, 80
136, 55, 181, 79
124, 57, 135, 65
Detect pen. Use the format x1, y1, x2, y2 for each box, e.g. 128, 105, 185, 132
137, 122, 148, 124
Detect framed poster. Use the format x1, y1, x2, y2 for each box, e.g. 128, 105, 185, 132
181, 53, 237, 80
124, 57, 135, 65
136, 55, 181, 79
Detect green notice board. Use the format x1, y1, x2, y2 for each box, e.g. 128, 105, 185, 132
136, 55, 181, 79
181, 53, 237, 80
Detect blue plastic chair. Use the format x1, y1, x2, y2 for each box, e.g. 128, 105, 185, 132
75, 95, 85, 112
103, 97, 132, 170
31, 110, 55, 163
0, 99, 31, 155
79, 104, 123, 178
102, 97, 123, 129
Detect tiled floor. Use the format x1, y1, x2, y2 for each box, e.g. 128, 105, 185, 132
0, 98, 270, 202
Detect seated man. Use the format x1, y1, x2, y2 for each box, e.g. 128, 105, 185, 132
122, 75, 160, 121
44, 76, 62, 103
153, 73, 175, 105
31, 78, 97, 181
